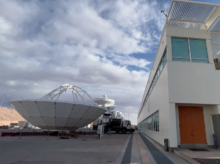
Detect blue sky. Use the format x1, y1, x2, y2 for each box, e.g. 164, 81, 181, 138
0, 0, 219, 125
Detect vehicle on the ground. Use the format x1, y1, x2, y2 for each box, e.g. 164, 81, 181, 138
106, 119, 135, 134
0, 125, 9, 129
94, 118, 135, 134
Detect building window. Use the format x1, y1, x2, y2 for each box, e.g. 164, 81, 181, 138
163, 51, 167, 64
148, 117, 153, 130
172, 38, 190, 61
144, 119, 148, 132
139, 111, 159, 132
172, 37, 209, 63
190, 39, 209, 63
142, 48, 167, 107
138, 122, 143, 132
154, 111, 159, 132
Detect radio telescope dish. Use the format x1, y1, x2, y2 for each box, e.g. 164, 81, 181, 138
94, 94, 115, 116
93, 94, 115, 109
10, 84, 106, 130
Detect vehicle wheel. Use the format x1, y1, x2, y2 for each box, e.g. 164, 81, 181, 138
116, 130, 119, 134
121, 129, 127, 134
130, 130, 133, 133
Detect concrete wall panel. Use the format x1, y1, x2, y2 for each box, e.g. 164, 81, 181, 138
166, 26, 211, 39
168, 62, 220, 104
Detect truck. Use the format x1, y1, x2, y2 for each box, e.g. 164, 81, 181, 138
102, 118, 135, 134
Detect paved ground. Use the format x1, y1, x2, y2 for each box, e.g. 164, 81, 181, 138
178, 148, 220, 159
115, 132, 143, 164
177, 148, 220, 164
137, 134, 154, 164
193, 158, 220, 164
0, 133, 130, 164
138, 133, 189, 164
0, 132, 195, 164
139, 133, 174, 164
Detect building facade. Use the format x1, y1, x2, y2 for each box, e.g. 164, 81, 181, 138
138, 0, 220, 149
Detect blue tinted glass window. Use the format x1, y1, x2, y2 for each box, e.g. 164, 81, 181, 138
173, 58, 190, 61
163, 50, 167, 64
155, 73, 158, 82
156, 70, 160, 78
172, 38, 189, 61
192, 59, 209, 63
152, 78, 155, 87
153, 113, 156, 131
159, 61, 163, 72
145, 119, 148, 129
148, 116, 152, 130
157, 111, 159, 131
190, 39, 208, 63
149, 86, 152, 94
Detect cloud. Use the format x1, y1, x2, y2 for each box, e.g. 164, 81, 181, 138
0, 0, 169, 124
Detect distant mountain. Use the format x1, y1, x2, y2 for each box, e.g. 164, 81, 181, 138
0, 107, 26, 126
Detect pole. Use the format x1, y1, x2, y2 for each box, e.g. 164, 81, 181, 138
0, 95, 8, 108
128, 107, 130, 120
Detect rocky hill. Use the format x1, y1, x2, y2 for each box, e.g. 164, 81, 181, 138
0, 107, 26, 126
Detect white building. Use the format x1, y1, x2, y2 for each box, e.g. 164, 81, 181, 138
138, 0, 220, 150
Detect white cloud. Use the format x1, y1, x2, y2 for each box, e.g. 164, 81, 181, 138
0, 0, 169, 124
0, 17, 12, 34
109, 55, 151, 69
6, 81, 17, 86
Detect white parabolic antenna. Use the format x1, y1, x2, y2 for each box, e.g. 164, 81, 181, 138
93, 95, 115, 108
93, 95, 124, 119
10, 84, 106, 130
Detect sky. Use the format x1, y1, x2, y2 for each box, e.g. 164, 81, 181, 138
0, 0, 219, 125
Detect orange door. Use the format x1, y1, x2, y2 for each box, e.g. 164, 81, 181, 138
179, 106, 207, 144
192, 107, 207, 144
179, 107, 194, 143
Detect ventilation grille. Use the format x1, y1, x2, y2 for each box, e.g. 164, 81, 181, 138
212, 46, 220, 55
210, 17, 220, 32
169, 2, 215, 22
